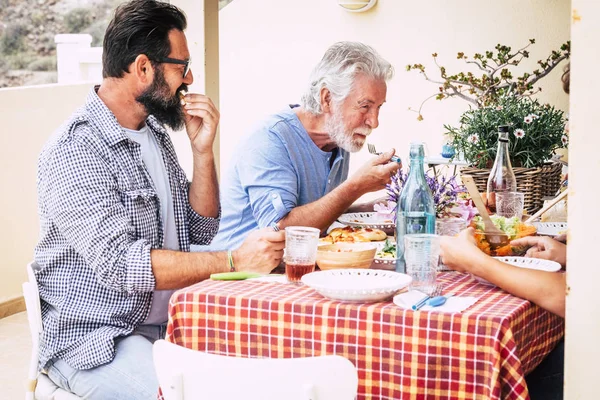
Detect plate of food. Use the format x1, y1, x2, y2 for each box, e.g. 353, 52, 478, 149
372, 238, 398, 271
471, 215, 537, 256
337, 212, 395, 229
472, 256, 562, 286
319, 226, 388, 245
532, 222, 567, 237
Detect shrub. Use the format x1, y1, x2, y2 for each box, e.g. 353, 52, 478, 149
0, 23, 28, 55
63, 8, 94, 33
85, 20, 107, 47
28, 56, 57, 72
6, 52, 37, 70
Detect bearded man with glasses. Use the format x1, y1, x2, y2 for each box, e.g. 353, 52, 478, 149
34, 1, 284, 398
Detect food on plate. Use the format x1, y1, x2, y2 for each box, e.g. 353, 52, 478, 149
320, 226, 387, 244
471, 215, 537, 256
376, 239, 397, 259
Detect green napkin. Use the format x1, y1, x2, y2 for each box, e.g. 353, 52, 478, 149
210, 271, 263, 281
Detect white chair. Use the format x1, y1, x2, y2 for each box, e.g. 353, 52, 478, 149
22, 261, 82, 400
153, 340, 358, 400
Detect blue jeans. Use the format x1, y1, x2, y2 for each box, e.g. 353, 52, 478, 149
47, 324, 167, 400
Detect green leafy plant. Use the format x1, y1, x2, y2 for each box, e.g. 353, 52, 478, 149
444, 95, 567, 168
406, 39, 570, 120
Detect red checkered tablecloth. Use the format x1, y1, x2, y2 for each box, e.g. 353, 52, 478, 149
165, 272, 563, 400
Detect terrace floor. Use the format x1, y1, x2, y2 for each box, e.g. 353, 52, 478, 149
0, 312, 31, 400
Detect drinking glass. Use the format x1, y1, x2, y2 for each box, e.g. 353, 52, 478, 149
496, 192, 525, 220
284, 226, 320, 284
435, 218, 467, 237
435, 218, 467, 271
404, 234, 441, 295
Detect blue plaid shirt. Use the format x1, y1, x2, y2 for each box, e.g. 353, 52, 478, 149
34, 87, 220, 370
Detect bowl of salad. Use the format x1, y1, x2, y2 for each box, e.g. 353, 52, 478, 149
371, 239, 398, 271
471, 215, 537, 256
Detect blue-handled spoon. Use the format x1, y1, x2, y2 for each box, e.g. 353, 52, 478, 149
426, 294, 454, 307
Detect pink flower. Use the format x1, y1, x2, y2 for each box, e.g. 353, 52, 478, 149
561, 134, 568, 146
447, 199, 478, 223
374, 201, 396, 213
514, 129, 525, 139
496, 106, 504, 110
524, 116, 533, 124
468, 134, 479, 144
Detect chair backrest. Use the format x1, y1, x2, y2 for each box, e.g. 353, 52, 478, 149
23, 261, 43, 339
153, 340, 358, 400
23, 261, 43, 400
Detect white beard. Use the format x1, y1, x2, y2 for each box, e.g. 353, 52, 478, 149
325, 107, 371, 153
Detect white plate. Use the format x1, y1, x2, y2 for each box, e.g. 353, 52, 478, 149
301, 269, 411, 303
532, 222, 567, 237
337, 212, 395, 229
471, 256, 562, 286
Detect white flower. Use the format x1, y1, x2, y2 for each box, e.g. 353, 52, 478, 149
531, 114, 539, 120
468, 134, 479, 144
561, 134, 569, 146
514, 129, 525, 139
524, 115, 534, 124
496, 106, 504, 111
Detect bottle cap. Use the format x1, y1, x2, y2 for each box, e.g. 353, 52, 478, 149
498, 125, 509, 133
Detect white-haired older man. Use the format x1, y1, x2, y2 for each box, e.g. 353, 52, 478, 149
210, 42, 400, 251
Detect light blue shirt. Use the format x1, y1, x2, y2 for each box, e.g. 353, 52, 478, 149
209, 107, 350, 251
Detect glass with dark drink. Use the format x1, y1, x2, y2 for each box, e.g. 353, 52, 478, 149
284, 226, 320, 284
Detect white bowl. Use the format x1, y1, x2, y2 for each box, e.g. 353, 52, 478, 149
301, 269, 411, 303
471, 256, 562, 286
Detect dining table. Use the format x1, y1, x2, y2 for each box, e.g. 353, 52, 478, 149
164, 271, 563, 400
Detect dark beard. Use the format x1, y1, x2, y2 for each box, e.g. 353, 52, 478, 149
136, 67, 187, 131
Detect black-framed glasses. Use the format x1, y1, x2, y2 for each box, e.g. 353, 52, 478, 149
155, 57, 192, 78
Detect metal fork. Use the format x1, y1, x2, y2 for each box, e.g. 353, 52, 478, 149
367, 143, 402, 165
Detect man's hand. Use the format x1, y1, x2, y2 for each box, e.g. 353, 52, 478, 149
347, 149, 401, 195
510, 236, 567, 268
182, 93, 220, 156
440, 227, 486, 273
233, 228, 285, 274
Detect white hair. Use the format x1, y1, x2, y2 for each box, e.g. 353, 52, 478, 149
301, 41, 394, 115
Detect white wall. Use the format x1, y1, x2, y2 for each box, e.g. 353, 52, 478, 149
0, 83, 93, 302
565, 1, 600, 397
218, 0, 570, 201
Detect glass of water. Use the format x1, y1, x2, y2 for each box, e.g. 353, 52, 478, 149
404, 234, 441, 295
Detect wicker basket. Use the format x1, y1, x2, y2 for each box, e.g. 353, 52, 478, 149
540, 162, 563, 198
460, 166, 546, 214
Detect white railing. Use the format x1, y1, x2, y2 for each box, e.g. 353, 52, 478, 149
55, 34, 102, 84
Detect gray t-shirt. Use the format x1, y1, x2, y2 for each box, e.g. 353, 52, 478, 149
123, 125, 178, 324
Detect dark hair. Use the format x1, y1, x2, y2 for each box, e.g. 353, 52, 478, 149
102, 0, 187, 78
561, 63, 570, 94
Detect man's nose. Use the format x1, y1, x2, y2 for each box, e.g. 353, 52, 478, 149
366, 109, 379, 129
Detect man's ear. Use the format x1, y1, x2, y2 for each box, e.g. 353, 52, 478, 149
132, 54, 153, 83
320, 87, 332, 114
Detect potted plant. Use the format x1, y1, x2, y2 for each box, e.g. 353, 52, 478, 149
406, 39, 570, 212
445, 95, 568, 169
406, 39, 570, 120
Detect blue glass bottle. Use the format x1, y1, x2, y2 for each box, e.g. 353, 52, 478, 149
396, 143, 436, 273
